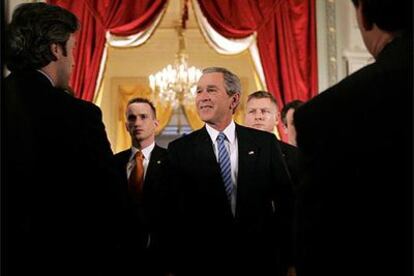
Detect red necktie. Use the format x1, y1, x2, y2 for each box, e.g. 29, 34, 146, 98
128, 151, 144, 195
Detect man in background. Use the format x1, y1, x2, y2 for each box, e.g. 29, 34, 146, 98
280, 100, 304, 147
244, 91, 304, 276
114, 98, 168, 276
4, 3, 121, 275
244, 91, 303, 190
294, 0, 412, 275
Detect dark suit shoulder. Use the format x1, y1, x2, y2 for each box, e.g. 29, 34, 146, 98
77, 98, 101, 112
6, 70, 72, 104
168, 127, 206, 150
297, 35, 411, 125
153, 144, 167, 154
73, 98, 104, 120
236, 124, 279, 144
278, 140, 298, 155
115, 145, 167, 163
237, 123, 274, 137
114, 149, 131, 161
151, 144, 168, 161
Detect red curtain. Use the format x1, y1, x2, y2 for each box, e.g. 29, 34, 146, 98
47, 0, 167, 101
197, 0, 317, 140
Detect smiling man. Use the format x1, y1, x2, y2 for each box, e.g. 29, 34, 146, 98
166, 67, 294, 276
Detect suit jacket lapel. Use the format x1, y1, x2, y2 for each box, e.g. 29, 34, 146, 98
119, 149, 132, 174
195, 127, 234, 218
145, 145, 165, 187
194, 127, 221, 178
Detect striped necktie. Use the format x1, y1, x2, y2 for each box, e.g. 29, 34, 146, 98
217, 132, 233, 203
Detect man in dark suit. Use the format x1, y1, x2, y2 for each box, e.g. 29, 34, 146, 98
293, 1, 412, 275
166, 67, 294, 276
244, 91, 303, 190
244, 90, 304, 276
4, 3, 121, 275
114, 97, 168, 276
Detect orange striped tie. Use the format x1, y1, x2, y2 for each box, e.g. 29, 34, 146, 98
129, 151, 144, 194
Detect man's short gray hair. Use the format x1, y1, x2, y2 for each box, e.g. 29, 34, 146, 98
202, 67, 241, 96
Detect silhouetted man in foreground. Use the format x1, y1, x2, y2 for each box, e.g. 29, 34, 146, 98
4, 3, 121, 275
294, 1, 412, 275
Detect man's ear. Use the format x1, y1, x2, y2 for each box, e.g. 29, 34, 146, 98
275, 111, 281, 124
50, 43, 60, 60
230, 92, 240, 109
154, 119, 159, 129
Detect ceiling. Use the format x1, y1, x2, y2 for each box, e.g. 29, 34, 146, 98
157, 0, 199, 30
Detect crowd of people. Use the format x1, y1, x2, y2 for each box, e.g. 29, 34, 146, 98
4, 1, 412, 276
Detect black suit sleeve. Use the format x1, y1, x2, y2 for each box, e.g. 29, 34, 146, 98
271, 138, 295, 271
77, 100, 124, 268
159, 141, 183, 273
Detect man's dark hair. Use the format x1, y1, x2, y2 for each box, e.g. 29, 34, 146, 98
247, 91, 278, 108
281, 100, 304, 127
127, 97, 157, 119
5, 3, 79, 71
350, 0, 412, 33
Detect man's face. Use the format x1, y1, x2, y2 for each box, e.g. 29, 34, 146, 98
196, 72, 239, 129
125, 102, 158, 147
55, 33, 76, 89
285, 108, 298, 146
244, 97, 278, 133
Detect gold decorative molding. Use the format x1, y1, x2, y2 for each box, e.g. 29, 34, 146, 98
326, 0, 337, 86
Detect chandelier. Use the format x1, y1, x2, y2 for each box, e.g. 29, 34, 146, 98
149, 16, 202, 109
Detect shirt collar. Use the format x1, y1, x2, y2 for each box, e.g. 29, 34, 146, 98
130, 142, 155, 161
36, 69, 55, 87
206, 121, 236, 145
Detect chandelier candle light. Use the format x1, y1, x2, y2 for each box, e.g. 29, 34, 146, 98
149, 18, 202, 109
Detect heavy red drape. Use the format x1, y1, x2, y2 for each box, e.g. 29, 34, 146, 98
198, 0, 317, 140
47, 0, 167, 101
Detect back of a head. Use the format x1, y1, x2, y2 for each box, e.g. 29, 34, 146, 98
351, 0, 412, 33
5, 3, 79, 72
281, 100, 304, 126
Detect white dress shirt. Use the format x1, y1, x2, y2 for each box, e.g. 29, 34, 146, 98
127, 142, 155, 180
